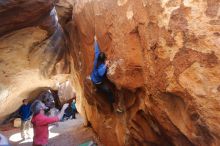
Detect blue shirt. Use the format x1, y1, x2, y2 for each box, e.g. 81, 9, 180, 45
71, 102, 76, 110
20, 104, 32, 121
90, 41, 107, 84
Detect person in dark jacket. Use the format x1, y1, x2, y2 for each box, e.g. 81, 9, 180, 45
71, 99, 77, 119
63, 105, 73, 120
19, 99, 32, 139
90, 36, 123, 113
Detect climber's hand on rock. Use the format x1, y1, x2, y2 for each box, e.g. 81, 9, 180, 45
94, 35, 97, 41
106, 60, 110, 67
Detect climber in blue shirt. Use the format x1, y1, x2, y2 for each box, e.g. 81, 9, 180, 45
90, 36, 123, 113
91, 39, 107, 84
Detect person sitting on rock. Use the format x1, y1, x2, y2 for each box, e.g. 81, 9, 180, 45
31, 100, 68, 146
19, 99, 32, 139
63, 104, 73, 120
90, 36, 123, 113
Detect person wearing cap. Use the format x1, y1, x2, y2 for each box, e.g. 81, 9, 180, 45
31, 100, 69, 146
19, 99, 32, 139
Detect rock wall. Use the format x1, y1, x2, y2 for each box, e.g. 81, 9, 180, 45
0, 0, 70, 120
0, 0, 219, 146
65, 0, 220, 146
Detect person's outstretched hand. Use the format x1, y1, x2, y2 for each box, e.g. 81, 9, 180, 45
94, 35, 97, 41
62, 103, 69, 110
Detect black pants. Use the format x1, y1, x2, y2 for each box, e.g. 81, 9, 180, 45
72, 109, 76, 119
95, 82, 115, 104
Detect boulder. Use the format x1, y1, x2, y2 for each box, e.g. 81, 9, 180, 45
13, 118, 21, 128
68, 0, 220, 146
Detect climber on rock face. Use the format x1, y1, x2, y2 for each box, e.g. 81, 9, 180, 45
90, 36, 123, 113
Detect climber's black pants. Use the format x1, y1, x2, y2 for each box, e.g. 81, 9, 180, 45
95, 82, 115, 104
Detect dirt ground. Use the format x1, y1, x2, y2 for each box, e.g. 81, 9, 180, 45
0, 114, 101, 146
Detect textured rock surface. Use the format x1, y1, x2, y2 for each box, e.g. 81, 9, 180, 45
0, 0, 220, 146
66, 0, 220, 146
0, 0, 70, 120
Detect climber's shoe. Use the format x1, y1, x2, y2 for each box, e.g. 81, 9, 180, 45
115, 106, 124, 113
116, 108, 123, 113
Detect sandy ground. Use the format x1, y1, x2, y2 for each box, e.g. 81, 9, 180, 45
0, 114, 101, 146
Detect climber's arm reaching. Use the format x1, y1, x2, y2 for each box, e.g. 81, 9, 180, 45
93, 40, 100, 68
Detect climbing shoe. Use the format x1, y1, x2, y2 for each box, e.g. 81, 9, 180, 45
116, 107, 124, 113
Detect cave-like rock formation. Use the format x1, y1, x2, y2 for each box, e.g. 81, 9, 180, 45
0, 0, 70, 120
1, 0, 220, 146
